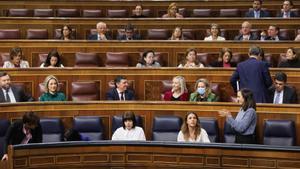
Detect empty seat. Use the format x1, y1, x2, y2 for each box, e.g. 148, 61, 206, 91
111, 115, 143, 134
82, 9, 102, 17
8, 9, 33, 17
199, 118, 219, 142
192, 9, 212, 17
182, 29, 196, 40
147, 29, 170, 40
0, 119, 10, 157
71, 81, 100, 101
107, 9, 128, 18
57, 9, 80, 17
37, 53, 48, 66
0, 52, 10, 67
73, 116, 104, 140
160, 80, 172, 100
224, 120, 235, 143
279, 29, 295, 41
0, 29, 20, 39
33, 9, 54, 17
178, 8, 187, 17
152, 116, 182, 141
75, 52, 100, 67
40, 118, 64, 143
263, 120, 295, 146
197, 53, 210, 66
219, 9, 240, 17
105, 52, 129, 67
26, 29, 48, 39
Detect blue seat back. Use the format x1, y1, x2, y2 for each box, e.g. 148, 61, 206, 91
73, 116, 104, 141
199, 118, 219, 142
40, 118, 64, 143
152, 116, 182, 141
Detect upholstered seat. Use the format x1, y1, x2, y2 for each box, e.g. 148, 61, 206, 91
0, 29, 20, 39
147, 29, 170, 40
26, 29, 48, 39
73, 116, 104, 140
8, 9, 33, 17
111, 115, 143, 134
82, 9, 102, 17
38, 82, 65, 99
107, 9, 128, 18
199, 118, 219, 142
131, 9, 151, 17
219, 9, 240, 17
105, 52, 129, 67
152, 116, 182, 141
0, 119, 10, 157
182, 29, 196, 40
192, 9, 212, 17
57, 9, 80, 17
54, 28, 76, 39
40, 118, 64, 143
75, 52, 100, 67
71, 81, 100, 101
0, 52, 10, 67
263, 120, 296, 146
33, 9, 54, 17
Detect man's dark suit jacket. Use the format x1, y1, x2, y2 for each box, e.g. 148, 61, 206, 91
277, 11, 298, 17
230, 57, 273, 103
0, 86, 34, 103
265, 36, 289, 41
3, 120, 42, 154
268, 86, 298, 104
88, 33, 112, 40
106, 88, 135, 100
117, 34, 141, 40
245, 10, 271, 18
234, 33, 259, 40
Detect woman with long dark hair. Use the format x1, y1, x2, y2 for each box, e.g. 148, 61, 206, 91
219, 88, 257, 144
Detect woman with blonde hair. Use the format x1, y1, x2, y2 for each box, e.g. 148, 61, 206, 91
177, 112, 210, 143
164, 76, 188, 101
189, 78, 218, 102
39, 75, 66, 101
162, 2, 183, 18
204, 23, 225, 41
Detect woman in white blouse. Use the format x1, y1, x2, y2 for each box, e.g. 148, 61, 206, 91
112, 112, 146, 141
3, 47, 29, 68
177, 112, 210, 143
204, 23, 226, 41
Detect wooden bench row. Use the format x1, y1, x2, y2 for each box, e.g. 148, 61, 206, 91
0, 18, 299, 40
1, 68, 300, 103
1, 102, 300, 145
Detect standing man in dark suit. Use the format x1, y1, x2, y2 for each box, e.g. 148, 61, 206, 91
230, 45, 272, 103
234, 21, 259, 41
245, 0, 271, 18
0, 72, 34, 103
117, 23, 141, 40
277, 0, 298, 18
264, 25, 288, 41
1, 112, 42, 161
269, 72, 298, 104
88, 22, 112, 40
106, 76, 135, 101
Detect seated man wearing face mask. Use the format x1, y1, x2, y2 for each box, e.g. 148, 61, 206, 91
189, 78, 219, 102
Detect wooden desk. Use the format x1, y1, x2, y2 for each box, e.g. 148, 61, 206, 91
6, 141, 300, 169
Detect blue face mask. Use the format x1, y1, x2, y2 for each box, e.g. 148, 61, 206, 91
197, 87, 206, 95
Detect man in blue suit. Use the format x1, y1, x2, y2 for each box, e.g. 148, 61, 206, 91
230, 45, 272, 103
106, 76, 135, 101
277, 0, 298, 18
245, 0, 271, 18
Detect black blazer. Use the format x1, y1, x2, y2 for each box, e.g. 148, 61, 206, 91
0, 86, 34, 103
3, 120, 42, 154
277, 11, 298, 17
106, 88, 135, 100
234, 33, 259, 40
88, 33, 112, 40
245, 10, 271, 18
265, 36, 289, 41
268, 86, 298, 104
117, 34, 141, 40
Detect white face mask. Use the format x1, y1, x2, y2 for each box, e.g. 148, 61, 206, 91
197, 87, 206, 95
